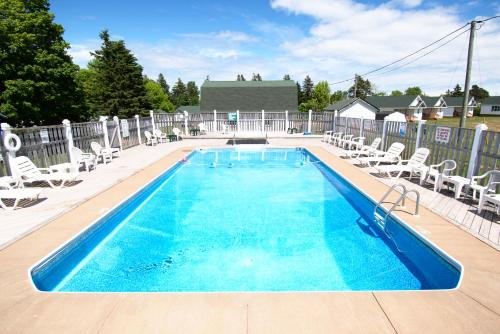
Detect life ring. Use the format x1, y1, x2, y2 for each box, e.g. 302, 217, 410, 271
3, 133, 21, 152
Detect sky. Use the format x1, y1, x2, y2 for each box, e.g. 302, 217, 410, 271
51, 0, 500, 95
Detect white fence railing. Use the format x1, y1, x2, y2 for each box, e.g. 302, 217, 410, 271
1, 110, 499, 179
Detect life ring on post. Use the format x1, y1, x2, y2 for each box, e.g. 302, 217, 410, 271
3, 133, 21, 152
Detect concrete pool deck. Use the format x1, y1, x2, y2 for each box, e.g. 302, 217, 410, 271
1, 142, 500, 333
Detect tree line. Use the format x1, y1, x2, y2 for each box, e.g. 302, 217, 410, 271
0, 0, 199, 126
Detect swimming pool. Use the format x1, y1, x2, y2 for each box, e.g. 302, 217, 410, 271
32, 147, 461, 292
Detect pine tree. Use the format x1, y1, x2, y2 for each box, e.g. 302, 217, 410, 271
186, 81, 200, 105
240, 74, 246, 81
302, 76, 314, 102
283, 74, 291, 80
297, 82, 304, 104
251, 73, 262, 81
0, 0, 85, 125
171, 78, 188, 107
450, 84, 464, 97
157, 73, 170, 97
237, 74, 241, 81
90, 30, 150, 118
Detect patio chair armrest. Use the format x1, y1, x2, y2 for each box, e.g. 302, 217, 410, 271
38, 168, 53, 174
472, 172, 490, 182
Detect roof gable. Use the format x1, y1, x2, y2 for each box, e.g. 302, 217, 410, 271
423, 96, 447, 108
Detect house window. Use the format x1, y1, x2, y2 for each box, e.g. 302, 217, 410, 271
492, 105, 500, 112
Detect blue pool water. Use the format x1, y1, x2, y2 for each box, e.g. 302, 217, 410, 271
32, 148, 461, 292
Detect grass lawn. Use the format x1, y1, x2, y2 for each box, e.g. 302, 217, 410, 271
425, 116, 500, 131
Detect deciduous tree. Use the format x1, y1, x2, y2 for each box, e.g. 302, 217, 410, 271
404, 86, 424, 96
144, 77, 174, 111
390, 90, 403, 96
0, 0, 85, 125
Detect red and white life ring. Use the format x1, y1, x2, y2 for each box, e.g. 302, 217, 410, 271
3, 133, 21, 152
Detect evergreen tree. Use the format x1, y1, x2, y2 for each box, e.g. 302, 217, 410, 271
450, 84, 464, 97
144, 77, 174, 111
0, 0, 85, 125
296, 82, 304, 105
76, 65, 100, 120
186, 81, 200, 105
251, 73, 262, 81
283, 74, 291, 80
171, 78, 189, 107
348, 75, 373, 98
302, 75, 314, 102
236, 74, 246, 81
157, 73, 170, 97
90, 30, 150, 118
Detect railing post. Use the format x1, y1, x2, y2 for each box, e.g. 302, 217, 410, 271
183, 111, 188, 135
150, 110, 156, 133
307, 109, 312, 133
113, 116, 123, 151
261, 109, 265, 133
415, 120, 426, 150
236, 110, 240, 132
285, 110, 289, 132
99, 116, 110, 149
213, 109, 217, 132
381, 118, 388, 150
135, 115, 142, 145
1, 123, 16, 176
467, 123, 488, 178
62, 119, 75, 164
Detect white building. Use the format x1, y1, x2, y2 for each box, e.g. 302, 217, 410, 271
324, 98, 378, 120
480, 96, 500, 116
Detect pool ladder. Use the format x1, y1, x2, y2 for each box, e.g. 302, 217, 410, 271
374, 184, 420, 231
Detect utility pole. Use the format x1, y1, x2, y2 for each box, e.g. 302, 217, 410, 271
353, 75, 358, 98
459, 20, 477, 128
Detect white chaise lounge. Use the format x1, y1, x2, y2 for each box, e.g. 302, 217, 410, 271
374, 147, 430, 179
0, 177, 41, 210
13, 156, 79, 189
356, 142, 406, 167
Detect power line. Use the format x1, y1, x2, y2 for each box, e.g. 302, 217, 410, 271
366, 28, 471, 80
329, 23, 469, 85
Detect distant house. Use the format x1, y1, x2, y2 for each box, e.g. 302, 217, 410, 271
441, 96, 477, 117
364, 95, 426, 120
324, 98, 378, 119
200, 80, 298, 112
480, 96, 500, 116
422, 96, 447, 119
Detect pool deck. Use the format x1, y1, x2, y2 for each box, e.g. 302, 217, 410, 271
1, 141, 500, 333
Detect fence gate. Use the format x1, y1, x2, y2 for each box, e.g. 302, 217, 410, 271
107, 121, 120, 148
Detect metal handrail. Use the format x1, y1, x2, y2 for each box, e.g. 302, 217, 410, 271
374, 183, 420, 226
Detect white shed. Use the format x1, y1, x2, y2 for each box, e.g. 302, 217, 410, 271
384, 112, 407, 122
325, 98, 377, 120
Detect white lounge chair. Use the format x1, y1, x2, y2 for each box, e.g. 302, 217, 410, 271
154, 129, 167, 143
198, 123, 208, 135
13, 156, 79, 189
343, 136, 365, 151
337, 134, 354, 149
329, 132, 343, 146
346, 137, 381, 158
71, 147, 96, 172
172, 128, 182, 141
356, 142, 406, 167
144, 131, 158, 146
417, 159, 456, 192
0, 177, 41, 211
91, 142, 112, 164
322, 130, 334, 142
375, 147, 430, 179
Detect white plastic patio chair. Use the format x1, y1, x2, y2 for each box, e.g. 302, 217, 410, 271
198, 123, 208, 135
71, 147, 96, 172
0, 177, 41, 211
470, 170, 500, 202
416, 159, 457, 192
478, 193, 500, 214
221, 124, 229, 134
356, 142, 406, 167
329, 132, 343, 146
154, 129, 168, 143
91, 142, 112, 164
375, 147, 430, 179
172, 127, 182, 141
144, 131, 158, 146
13, 156, 79, 189
346, 137, 381, 158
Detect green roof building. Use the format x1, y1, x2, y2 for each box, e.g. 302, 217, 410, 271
200, 80, 298, 112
